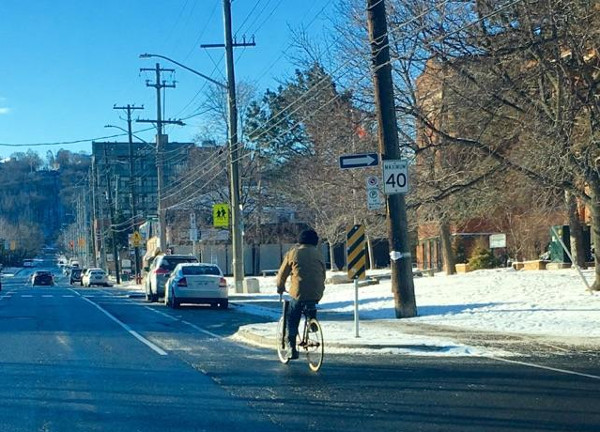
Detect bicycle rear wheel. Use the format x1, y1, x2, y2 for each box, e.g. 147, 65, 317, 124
305, 318, 324, 371
276, 317, 290, 364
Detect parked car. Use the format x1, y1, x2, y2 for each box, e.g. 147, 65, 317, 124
31, 271, 54, 286
164, 263, 228, 309
69, 268, 83, 285
146, 254, 199, 302
82, 268, 109, 287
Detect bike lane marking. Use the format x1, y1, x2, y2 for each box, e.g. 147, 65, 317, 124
69, 288, 168, 356
145, 306, 261, 352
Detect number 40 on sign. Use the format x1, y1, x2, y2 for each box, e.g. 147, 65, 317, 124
383, 159, 409, 194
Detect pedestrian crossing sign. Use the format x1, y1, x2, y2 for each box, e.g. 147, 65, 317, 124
132, 231, 142, 247
213, 203, 230, 228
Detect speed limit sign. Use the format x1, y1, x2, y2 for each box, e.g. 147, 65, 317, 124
383, 159, 408, 194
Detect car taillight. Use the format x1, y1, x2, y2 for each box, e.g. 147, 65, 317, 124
219, 277, 227, 288
154, 268, 169, 275
177, 277, 187, 287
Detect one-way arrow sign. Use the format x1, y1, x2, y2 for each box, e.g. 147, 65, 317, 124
339, 152, 379, 169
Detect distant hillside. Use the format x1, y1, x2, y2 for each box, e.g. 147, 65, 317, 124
0, 149, 91, 250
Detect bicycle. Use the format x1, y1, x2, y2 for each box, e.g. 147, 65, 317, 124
276, 294, 324, 372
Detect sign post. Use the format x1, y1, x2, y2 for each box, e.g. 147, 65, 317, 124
190, 213, 198, 258
347, 224, 366, 337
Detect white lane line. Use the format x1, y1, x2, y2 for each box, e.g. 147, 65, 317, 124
62, 295, 75, 298
146, 307, 179, 321
144, 306, 260, 352
21, 295, 33, 298
70, 289, 167, 356
42, 295, 53, 298
181, 320, 223, 339
485, 355, 600, 381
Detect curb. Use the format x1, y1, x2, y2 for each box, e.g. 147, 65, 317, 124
234, 327, 462, 354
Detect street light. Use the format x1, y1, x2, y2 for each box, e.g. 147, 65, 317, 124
139, 54, 227, 89
139, 52, 245, 292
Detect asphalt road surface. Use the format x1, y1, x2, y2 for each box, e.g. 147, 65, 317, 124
1, 270, 599, 431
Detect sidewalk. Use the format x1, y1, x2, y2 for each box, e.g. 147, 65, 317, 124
121, 268, 600, 357
228, 294, 599, 358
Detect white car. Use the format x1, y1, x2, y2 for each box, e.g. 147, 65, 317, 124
146, 254, 199, 302
82, 268, 109, 287
164, 263, 228, 309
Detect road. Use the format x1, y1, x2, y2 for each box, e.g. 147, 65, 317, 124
1, 269, 599, 431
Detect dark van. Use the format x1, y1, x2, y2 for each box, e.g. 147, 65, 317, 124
70, 268, 83, 285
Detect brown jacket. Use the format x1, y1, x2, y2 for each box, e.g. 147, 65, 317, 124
276, 244, 326, 301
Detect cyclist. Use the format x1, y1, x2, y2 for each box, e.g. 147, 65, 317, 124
276, 229, 326, 359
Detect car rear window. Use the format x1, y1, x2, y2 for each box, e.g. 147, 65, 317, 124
182, 266, 221, 276
159, 257, 198, 271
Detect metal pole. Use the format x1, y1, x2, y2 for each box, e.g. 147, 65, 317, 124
354, 278, 360, 337
223, 0, 244, 292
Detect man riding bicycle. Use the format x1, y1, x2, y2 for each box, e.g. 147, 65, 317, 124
276, 229, 326, 359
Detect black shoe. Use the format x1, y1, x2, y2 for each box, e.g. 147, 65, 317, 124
289, 348, 299, 360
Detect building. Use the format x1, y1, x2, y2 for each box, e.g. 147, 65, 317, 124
91, 139, 194, 268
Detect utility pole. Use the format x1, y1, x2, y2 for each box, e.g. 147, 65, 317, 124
114, 104, 144, 281
103, 146, 121, 284
201, 0, 255, 292
138, 64, 183, 252
89, 165, 98, 267
366, 0, 417, 318
93, 156, 107, 269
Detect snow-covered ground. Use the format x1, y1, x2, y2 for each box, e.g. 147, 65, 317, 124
229, 267, 600, 356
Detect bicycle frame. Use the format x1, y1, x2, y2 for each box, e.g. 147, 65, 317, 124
277, 294, 324, 371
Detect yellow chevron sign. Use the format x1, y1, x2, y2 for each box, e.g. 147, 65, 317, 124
347, 224, 366, 280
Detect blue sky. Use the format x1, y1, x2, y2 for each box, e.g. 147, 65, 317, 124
0, 0, 334, 159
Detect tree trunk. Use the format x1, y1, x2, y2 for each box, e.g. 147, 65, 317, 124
589, 180, 600, 291
565, 190, 586, 269
439, 216, 456, 275
329, 242, 338, 271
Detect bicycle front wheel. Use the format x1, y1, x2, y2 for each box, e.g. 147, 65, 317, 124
276, 317, 290, 364
305, 318, 324, 372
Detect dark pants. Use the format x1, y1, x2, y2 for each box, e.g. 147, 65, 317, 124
287, 298, 317, 348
